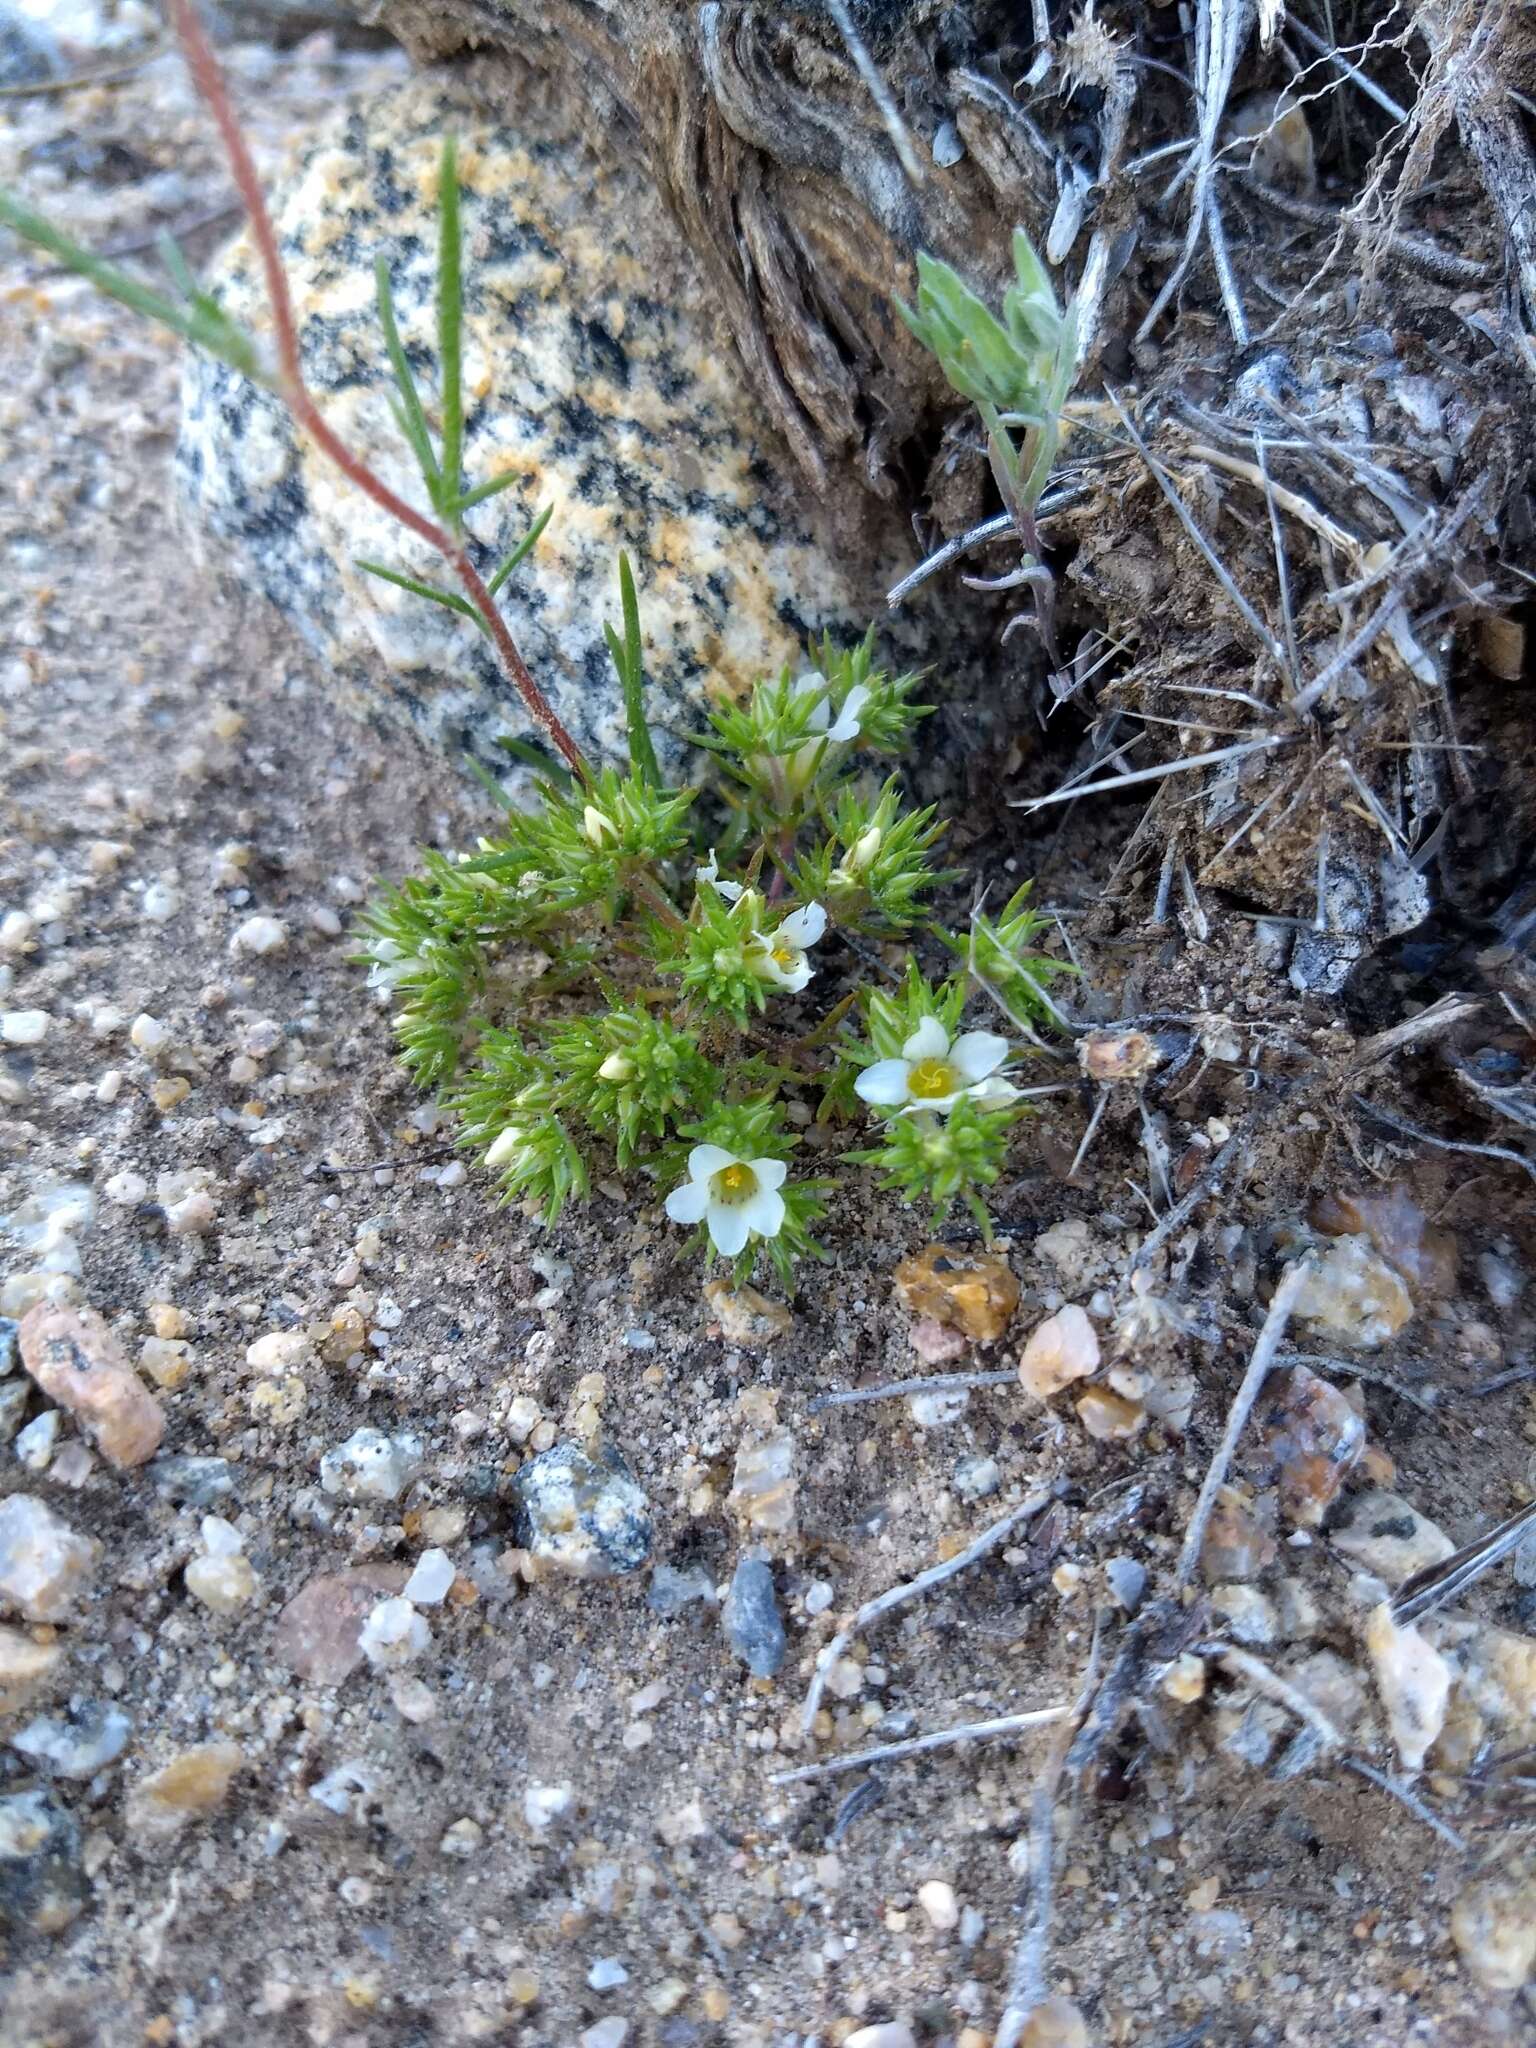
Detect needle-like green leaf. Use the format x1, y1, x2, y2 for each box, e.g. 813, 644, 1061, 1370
603, 550, 660, 786
437, 135, 464, 530
487, 502, 554, 596
356, 557, 483, 628
374, 253, 439, 503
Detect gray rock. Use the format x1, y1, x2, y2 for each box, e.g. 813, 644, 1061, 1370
1105, 1554, 1146, 1614
0, 1315, 18, 1375
512, 1442, 651, 1579
11, 1702, 132, 1779
953, 1454, 1001, 1502
147, 1454, 234, 1505
722, 1555, 785, 1679
178, 77, 907, 787
0, 7, 59, 89
0, 1378, 28, 1445
1328, 1488, 1454, 1584
646, 1564, 716, 1618
0, 1787, 83, 1934
319, 1426, 424, 1504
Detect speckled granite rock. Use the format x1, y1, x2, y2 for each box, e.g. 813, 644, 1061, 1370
179, 75, 910, 780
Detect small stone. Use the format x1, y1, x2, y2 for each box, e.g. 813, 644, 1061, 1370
439, 1817, 483, 1858
1018, 1304, 1099, 1400
1163, 1652, 1207, 1703
0, 1318, 16, 1374
139, 1336, 192, 1390
703, 1279, 793, 1344
404, 1548, 455, 1606
185, 1515, 259, 1615
587, 1956, 629, 1989
126, 1742, 243, 1840
273, 1567, 409, 1684
1201, 1496, 1276, 1583
647, 1564, 716, 1616
0, 1625, 62, 1713
0, 1787, 83, 1933
845, 2027, 917, 2048
523, 1783, 574, 1831
0, 1010, 49, 1046
895, 1244, 1019, 1343
580, 2021, 628, 2048
1287, 1649, 1368, 1738
245, 1329, 313, 1374
953, 1454, 1001, 1502
1450, 1879, 1536, 1992
357, 1596, 429, 1669
728, 1427, 797, 1540
1079, 1027, 1159, 1085
1105, 1555, 1147, 1613
1015, 2000, 1090, 2048
1365, 1601, 1450, 1772
14, 1409, 59, 1472
722, 1556, 786, 1679
1292, 1235, 1413, 1349
1210, 1583, 1277, 1646
11, 1701, 131, 1779
230, 914, 287, 957
0, 1379, 26, 1445
909, 1388, 970, 1428
319, 1426, 424, 1503
1310, 1184, 1456, 1301
909, 1315, 969, 1366
1258, 1364, 1365, 1527
0, 1496, 97, 1619
1076, 1387, 1145, 1441
917, 1879, 959, 1932
147, 1455, 233, 1505
1329, 1489, 1454, 1583
18, 1303, 165, 1468
513, 1442, 651, 1578
389, 1675, 438, 1723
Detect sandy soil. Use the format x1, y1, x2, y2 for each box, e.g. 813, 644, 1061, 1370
1, 17, 1534, 2048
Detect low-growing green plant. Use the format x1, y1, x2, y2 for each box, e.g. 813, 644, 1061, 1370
0, 12, 1068, 1284
898, 230, 1080, 656
362, 592, 1066, 1282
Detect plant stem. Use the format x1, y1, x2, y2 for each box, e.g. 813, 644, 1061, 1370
163, 0, 590, 786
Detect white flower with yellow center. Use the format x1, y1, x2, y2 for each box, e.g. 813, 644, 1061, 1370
854, 1014, 1018, 1115
664, 1145, 788, 1257
748, 901, 827, 993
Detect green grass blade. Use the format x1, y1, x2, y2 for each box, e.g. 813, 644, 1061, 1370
607, 550, 659, 785
496, 733, 574, 790
0, 186, 267, 382
451, 469, 525, 517
487, 502, 553, 595
356, 557, 483, 629
437, 136, 464, 530
374, 253, 439, 503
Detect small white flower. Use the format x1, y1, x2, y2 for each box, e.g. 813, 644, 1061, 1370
366, 939, 417, 994
749, 901, 827, 993
791, 672, 871, 753
854, 1014, 1018, 1116
697, 849, 744, 903
583, 804, 619, 848
664, 1145, 789, 1257
483, 1127, 528, 1171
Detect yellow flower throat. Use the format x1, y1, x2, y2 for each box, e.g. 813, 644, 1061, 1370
907, 1057, 956, 1100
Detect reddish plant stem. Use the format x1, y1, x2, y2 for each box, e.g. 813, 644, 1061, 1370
165, 0, 589, 786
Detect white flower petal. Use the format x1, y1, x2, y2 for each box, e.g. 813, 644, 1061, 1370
897, 1089, 964, 1116
902, 1014, 950, 1062
739, 1185, 786, 1240
949, 1030, 1010, 1083
699, 849, 720, 884
778, 957, 814, 993
665, 1181, 710, 1225
750, 1157, 788, 1192
707, 1202, 753, 1257
778, 901, 827, 949
688, 1143, 738, 1181
855, 1058, 913, 1106
968, 1075, 1022, 1109
826, 683, 871, 744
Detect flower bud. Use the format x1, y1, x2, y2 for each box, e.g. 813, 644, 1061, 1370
598, 1051, 635, 1083
843, 825, 883, 876
483, 1127, 526, 1171
582, 805, 618, 848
